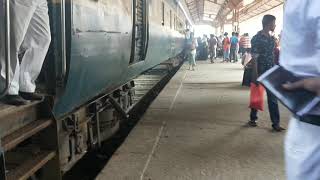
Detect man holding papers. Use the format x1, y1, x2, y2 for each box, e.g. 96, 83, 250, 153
279, 0, 320, 179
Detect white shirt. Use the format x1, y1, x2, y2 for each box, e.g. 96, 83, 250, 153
280, 0, 320, 77
282, 1, 320, 180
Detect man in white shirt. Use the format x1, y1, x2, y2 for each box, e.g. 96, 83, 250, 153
280, 0, 320, 179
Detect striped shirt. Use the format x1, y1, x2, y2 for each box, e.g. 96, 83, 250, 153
240, 36, 251, 48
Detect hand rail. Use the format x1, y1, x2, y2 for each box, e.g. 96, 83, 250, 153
0, 0, 11, 98
60, 0, 67, 83
143, 0, 149, 60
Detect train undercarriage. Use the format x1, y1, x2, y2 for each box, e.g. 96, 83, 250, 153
0, 57, 182, 180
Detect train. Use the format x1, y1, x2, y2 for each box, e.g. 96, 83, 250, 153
0, 0, 191, 179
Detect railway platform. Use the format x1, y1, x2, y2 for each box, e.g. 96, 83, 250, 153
96, 60, 291, 180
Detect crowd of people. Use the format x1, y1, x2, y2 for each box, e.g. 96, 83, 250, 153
185, 32, 221, 69
185, 29, 258, 71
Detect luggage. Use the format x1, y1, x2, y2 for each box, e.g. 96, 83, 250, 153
249, 83, 265, 111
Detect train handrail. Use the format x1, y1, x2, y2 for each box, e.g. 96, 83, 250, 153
143, 0, 149, 60
60, 0, 67, 83
0, 0, 11, 98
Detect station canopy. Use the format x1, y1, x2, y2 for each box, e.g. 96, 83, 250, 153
184, 0, 285, 25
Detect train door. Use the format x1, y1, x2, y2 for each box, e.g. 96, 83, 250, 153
130, 0, 149, 64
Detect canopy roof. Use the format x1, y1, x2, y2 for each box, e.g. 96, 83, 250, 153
184, 0, 284, 25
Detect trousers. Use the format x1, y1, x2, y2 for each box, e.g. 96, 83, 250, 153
223, 48, 229, 60
230, 47, 238, 62
209, 46, 217, 61
0, 0, 51, 95
188, 49, 196, 66
285, 117, 320, 180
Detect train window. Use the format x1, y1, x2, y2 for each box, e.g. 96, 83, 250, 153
161, 2, 164, 26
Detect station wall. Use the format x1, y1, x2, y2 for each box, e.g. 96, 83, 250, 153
239, 4, 284, 38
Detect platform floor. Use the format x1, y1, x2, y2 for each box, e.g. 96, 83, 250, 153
96, 60, 291, 180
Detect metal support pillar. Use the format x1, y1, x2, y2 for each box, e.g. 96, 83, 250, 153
232, 9, 240, 32
235, 9, 240, 33
220, 22, 224, 34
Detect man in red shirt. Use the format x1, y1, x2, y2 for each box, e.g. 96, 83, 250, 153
223, 32, 230, 62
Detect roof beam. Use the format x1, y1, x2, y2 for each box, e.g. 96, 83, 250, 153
206, 0, 223, 5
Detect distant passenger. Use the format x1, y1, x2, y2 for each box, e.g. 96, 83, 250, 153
222, 32, 230, 62
188, 37, 197, 71
0, 0, 51, 105
281, 0, 320, 179
235, 32, 240, 58
208, 34, 217, 63
202, 34, 209, 60
217, 35, 223, 57
239, 33, 251, 56
239, 34, 245, 56
248, 14, 285, 131
230, 32, 239, 63
184, 30, 192, 60
185, 29, 191, 40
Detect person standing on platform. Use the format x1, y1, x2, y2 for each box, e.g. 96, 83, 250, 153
235, 32, 240, 60
217, 35, 223, 57
248, 14, 285, 132
185, 29, 191, 40
222, 32, 230, 62
0, 0, 51, 105
188, 37, 198, 71
209, 34, 217, 63
230, 32, 239, 63
202, 34, 209, 60
279, 0, 320, 179
240, 33, 251, 56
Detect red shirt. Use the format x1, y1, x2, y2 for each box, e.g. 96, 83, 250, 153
223, 37, 230, 50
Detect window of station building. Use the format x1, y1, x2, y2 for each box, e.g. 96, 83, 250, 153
161, 2, 165, 26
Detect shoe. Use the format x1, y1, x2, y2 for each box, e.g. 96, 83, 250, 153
248, 120, 257, 127
2, 95, 29, 106
272, 125, 286, 132
19, 92, 43, 101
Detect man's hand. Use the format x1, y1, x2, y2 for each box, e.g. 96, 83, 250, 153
283, 78, 320, 96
